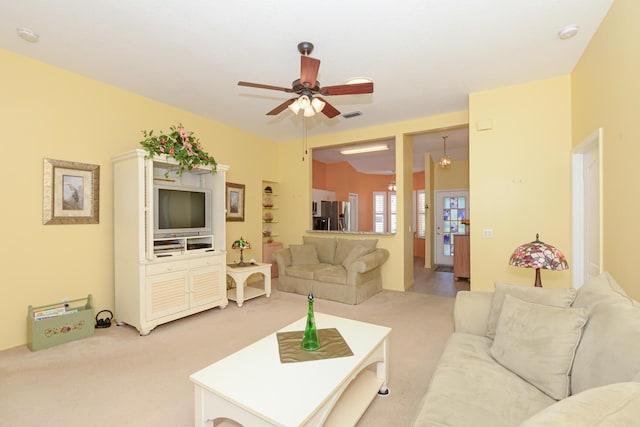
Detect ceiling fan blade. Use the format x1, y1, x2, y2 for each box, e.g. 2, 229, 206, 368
300, 56, 320, 88
238, 81, 293, 93
316, 97, 341, 118
320, 82, 374, 96
266, 98, 296, 115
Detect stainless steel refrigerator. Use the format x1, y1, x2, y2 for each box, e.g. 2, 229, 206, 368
319, 201, 350, 231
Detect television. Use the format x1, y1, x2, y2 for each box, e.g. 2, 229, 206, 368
153, 185, 212, 238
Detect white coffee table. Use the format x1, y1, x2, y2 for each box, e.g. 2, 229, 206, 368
190, 313, 391, 426
226, 262, 272, 307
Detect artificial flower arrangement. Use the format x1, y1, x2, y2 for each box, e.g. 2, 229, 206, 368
139, 123, 217, 176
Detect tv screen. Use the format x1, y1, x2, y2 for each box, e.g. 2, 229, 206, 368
157, 188, 206, 230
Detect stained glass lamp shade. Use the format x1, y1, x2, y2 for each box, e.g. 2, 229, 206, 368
509, 234, 568, 287
232, 237, 251, 266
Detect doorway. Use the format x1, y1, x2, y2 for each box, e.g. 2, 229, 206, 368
434, 189, 469, 266
572, 129, 602, 288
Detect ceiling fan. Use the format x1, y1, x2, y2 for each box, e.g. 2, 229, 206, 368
238, 42, 373, 118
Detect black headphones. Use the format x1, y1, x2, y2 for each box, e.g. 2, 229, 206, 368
95, 309, 113, 328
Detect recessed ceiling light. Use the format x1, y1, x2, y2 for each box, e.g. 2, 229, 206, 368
558, 25, 579, 40
17, 27, 39, 43
345, 77, 373, 85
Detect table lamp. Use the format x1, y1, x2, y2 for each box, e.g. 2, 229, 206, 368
509, 233, 568, 287
232, 237, 251, 266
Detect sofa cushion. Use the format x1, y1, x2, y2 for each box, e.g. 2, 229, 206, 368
486, 282, 577, 339
490, 295, 588, 400
303, 236, 336, 264
286, 264, 328, 280
571, 272, 640, 394
341, 245, 373, 270
289, 244, 320, 266
414, 333, 555, 427
517, 382, 640, 427
334, 238, 377, 265
314, 265, 347, 285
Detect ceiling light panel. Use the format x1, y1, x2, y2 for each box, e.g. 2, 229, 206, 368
340, 144, 389, 155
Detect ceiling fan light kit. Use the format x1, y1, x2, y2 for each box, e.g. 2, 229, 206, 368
238, 41, 374, 119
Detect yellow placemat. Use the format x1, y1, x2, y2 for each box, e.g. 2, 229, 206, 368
276, 328, 354, 363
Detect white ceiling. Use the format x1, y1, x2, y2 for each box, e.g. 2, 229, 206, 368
1, 0, 612, 172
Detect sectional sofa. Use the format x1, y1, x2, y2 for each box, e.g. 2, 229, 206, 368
413, 272, 640, 426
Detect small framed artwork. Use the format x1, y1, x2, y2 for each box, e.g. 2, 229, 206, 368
226, 182, 245, 222
43, 158, 100, 225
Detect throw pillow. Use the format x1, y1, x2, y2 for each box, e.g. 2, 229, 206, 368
570, 272, 640, 394
341, 245, 372, 270
490, 295, 589, 400
303, 236, 336, 264
517, 382, 640, 427
486, 282, 577, 339
289, 244, 320, 266
334, 238, 377, 265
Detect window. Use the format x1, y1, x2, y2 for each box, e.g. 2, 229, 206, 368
389, 192, 397, 234
373, 192, 386, 233
417, 190, 426, 237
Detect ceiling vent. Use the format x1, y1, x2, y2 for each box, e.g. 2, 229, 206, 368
342, 111, 362, 119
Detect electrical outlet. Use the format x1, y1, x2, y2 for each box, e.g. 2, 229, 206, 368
482, 228, 493, 238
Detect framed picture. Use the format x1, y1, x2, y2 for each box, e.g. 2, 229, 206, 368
43, 158, 100, 225
226, 182, 245, 222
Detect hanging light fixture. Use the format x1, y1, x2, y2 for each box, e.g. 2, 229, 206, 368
387, 169, 397, 191
439, 135, 452, 168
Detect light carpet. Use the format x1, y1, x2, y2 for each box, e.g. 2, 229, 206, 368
0, 287, 454, 427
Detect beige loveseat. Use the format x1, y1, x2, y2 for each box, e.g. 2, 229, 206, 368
272, 236, 389, 305
413, 272, 640, 426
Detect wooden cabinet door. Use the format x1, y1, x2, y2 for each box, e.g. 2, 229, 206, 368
190, 264, 224, 308
146, 271, 189, 320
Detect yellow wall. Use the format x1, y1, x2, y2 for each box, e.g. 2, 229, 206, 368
435, 160, 470, 190
468, 75, 573, 291
571, 0, 640, 300
0, 49, 278, 350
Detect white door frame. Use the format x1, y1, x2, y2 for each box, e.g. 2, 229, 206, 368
348, 193, 358, 231
571, 128, 602, 288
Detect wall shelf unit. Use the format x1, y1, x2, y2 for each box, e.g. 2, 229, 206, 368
262, 181, 280, 243
262, 181, 282, 277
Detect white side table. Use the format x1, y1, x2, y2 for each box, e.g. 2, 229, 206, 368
226, 263, 272, 307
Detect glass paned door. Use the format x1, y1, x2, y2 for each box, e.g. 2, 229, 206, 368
435, 190, 469, 266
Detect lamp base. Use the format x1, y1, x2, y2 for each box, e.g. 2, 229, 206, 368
534, 269, 542, 287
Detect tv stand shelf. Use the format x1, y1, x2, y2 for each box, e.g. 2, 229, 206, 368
153, 235, 214, 257
113, 149, 229, 336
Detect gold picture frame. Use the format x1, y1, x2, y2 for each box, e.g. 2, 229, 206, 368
225, 182, 245, 222
43, 158, 100, 225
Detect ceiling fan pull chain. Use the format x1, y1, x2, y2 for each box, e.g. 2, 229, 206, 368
302, 117, 307, 161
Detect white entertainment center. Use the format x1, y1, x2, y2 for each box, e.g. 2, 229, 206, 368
113, 149, 229, 335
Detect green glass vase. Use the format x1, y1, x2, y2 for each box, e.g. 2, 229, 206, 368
301, 291, 320, 351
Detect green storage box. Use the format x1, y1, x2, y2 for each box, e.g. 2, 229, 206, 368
27, 295, 95, 351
